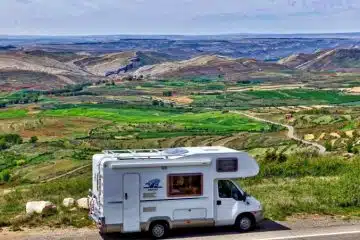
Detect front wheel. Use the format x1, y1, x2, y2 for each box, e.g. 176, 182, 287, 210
235, 215, 254, 232
149, 221, 169, 239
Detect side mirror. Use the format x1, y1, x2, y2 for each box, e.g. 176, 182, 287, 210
232, 192, 246, 201
240, 194, 247, 201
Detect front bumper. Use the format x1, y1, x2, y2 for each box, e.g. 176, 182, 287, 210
253, 210, 264, 224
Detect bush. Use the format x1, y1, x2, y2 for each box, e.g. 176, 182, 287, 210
0, 138, 7, 150
325, 141, 332, 151
353, 148, 359, 154
0, 134, 22, 145
331, 161, 360, 207
16, 160, 26, 166
264, 151, 278, 162
72, 150, 92, 161
163, 91, 173, 97
0, 170, 11, 182
277, 153, 287, 163
29, 136, 38, 144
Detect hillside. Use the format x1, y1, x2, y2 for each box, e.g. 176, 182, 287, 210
133, 55, 289, 80
0, 50, 174, 90
278, 48, 360, 72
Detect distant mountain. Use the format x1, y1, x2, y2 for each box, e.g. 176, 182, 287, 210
0, 45, 16, 51
0, 50, 102, 90
11, 37, 360, 61
0, 49, 175, 90
278, 48, 360, 72
133, 55, 289, 80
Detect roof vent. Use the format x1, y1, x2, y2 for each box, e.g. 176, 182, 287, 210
164, 148, 189, 155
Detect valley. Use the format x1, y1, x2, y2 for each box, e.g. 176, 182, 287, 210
0, 36, 360, 232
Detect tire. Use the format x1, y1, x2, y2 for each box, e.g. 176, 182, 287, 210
235, 214, 255, 232
149, 221, 169, 239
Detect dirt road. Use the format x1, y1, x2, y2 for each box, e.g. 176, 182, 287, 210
232, 111, 326, 154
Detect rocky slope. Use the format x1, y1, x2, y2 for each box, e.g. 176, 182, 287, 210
278, 48, 360, 72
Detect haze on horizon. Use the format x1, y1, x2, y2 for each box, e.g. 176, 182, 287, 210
1, 0, 360, 36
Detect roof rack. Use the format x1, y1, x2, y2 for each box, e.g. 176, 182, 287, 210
103, 149, 163, 155
102, 148, 189, 161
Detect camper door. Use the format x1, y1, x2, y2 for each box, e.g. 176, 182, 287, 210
123, 173, 141, 232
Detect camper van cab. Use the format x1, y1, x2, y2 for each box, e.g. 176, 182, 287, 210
89, 147, 263, 239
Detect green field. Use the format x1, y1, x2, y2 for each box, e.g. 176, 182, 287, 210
0, 109, 28, 119
42, 107, 276, 134
192, 89, 360, 109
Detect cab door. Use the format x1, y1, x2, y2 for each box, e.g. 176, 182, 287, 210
215, 180, 247, 226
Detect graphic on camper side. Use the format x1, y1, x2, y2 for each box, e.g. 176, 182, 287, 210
144, 179, 162, 191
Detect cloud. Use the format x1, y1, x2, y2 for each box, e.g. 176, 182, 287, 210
0, 0, 360, 35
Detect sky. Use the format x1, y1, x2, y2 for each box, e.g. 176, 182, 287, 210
0, 0, 360, 35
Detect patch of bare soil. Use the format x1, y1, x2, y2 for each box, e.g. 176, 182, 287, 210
165, 96, 193, 104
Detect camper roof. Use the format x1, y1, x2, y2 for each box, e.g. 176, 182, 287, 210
102, 146, 239, 160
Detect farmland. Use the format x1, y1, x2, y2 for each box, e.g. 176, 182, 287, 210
191, 89, 360, 109
1, 78, 360, 230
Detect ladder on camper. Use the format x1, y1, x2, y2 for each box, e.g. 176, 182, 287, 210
102, 148, 189, 160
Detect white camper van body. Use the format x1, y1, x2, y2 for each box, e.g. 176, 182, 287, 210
89, 146, 263, 237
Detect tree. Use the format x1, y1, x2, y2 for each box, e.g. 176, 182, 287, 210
29, 136, 38, 143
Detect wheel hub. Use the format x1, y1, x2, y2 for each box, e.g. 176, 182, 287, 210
152, 224, 165, 238
240, 217, 251, 230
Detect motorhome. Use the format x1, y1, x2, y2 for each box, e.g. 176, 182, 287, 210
89, 146, 263, 239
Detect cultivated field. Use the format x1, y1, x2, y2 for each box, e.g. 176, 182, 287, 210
1, 72, 360, 230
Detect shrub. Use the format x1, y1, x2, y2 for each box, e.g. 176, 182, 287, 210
0, 138, 7, 150
353, 148, 359, 154
347, 142, 354, 153
0, 134, 23, 145
277, 153, 287, 163
325, 141, 332, 151
163, 91, 173, 97
29, 136, 38, 144
16, 160, 26, 166
0, 170, 11, 182
71, 150, 92, 161
264, 151, 278, 162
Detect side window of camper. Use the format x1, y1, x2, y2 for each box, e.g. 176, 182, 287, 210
167, 173, 203, 197
216, 158, 238, 172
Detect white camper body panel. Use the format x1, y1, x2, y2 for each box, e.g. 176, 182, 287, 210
89, 147, 263, 234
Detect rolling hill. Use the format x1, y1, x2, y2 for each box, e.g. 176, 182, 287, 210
133, 55, 289, 80
278, 48, 360, 72
0, 50, 174, 90
2, 47, 360, 91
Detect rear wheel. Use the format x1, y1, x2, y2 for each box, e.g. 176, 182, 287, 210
235, 214, 255, 232
149, 221, 169, 239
